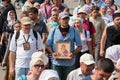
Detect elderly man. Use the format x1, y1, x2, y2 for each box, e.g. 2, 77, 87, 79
9, 17, 44, 79
46, 12, 82, 80
82, 58, 115, 80
67, 53, 95, 80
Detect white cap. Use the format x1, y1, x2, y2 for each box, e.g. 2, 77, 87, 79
80, 53, 95, 65
78, 7, 87, 14
31, 51, 48, 66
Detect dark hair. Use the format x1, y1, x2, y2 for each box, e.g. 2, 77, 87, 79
97, 58, 114, 73
2, 0, 11, 3
112, 13, 120, 20
91, 6, 100, 11
28, 7, 38, 14
13, 20, 21, 27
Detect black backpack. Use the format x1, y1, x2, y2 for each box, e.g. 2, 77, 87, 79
15, 30, 38, 44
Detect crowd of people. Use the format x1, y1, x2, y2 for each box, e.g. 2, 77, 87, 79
0, 0, 120, 80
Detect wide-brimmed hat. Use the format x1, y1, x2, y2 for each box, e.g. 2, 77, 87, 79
21, 17, 32, 25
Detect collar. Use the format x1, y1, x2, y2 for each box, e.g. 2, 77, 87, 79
77, 68, 84, 77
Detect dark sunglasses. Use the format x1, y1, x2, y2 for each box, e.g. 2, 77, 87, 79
34, 64, 44, 68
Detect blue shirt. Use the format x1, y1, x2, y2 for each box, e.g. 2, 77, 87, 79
46, 26, 82, 66
82, 76, 92, 80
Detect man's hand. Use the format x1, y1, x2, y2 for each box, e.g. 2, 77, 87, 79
52, 53, 57, 60
100, 50, 105, 57
1, 61, 7, 67
68, 53, 73, 59
9, 66, 15, 77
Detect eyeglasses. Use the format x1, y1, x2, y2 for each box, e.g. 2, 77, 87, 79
34, 64, 44, 68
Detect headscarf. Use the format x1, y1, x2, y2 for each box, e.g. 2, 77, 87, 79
39, 69, 60, 80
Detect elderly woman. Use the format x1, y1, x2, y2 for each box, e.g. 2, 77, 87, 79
18, 51, 48, 80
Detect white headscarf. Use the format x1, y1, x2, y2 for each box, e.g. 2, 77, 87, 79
7, 11, 16, 26
39, 70, 60, 80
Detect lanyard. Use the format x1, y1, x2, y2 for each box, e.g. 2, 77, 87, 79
23, 35, 30, 42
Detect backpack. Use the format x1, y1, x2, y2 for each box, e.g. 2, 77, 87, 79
15, 30, 38, 40
15, 30, 38, 46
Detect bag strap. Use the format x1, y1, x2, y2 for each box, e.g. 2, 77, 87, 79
44, 4, 48, 19
88, 21, 93, 35
33, 30, 38, 40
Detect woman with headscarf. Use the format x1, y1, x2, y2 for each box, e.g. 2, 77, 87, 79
18, 51, 49, 80
39, 69, 60, 80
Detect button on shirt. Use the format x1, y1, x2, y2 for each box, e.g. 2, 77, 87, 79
9, 29, 44, 68
46, 26, 82, 66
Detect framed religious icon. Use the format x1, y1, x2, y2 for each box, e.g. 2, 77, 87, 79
55, 41, 71, 59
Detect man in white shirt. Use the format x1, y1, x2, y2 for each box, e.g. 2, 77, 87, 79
67, 53, 95, 80
9, 17, 44, 80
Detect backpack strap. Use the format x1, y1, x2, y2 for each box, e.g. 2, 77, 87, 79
33, 30, 38, 40
84, 29, 87, 38
15, 30, 20, 46
88, 21, 93, 35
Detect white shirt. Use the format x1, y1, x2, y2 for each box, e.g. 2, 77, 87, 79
22, 1, 33, 11
80, 30, 91, 52
105, 45, 120, 64
102, 14, 112, 25
67, 68, 86, 80
9, 29, 44, 68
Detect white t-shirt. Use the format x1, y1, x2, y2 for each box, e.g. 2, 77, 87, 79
22, 1, 33, 11
9, 29, 44, 68
102, 14, 112, 25
80, 29, 91, 52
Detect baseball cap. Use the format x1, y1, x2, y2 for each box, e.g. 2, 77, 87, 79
59, 12, 69, 18
21, 17, 32, 25
80, 53, 95, 65
101, 3, 108, 8
77, 7, 87, 14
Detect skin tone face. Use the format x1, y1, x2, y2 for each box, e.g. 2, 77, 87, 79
80, 62, 94, 76
9, 12, 15, 20
85, 0, 91, 4
45, 0, 50, 4
91, 10, 99, 18
2, 1, 8, 7
30, 0, 35, 4
28, 12, 38, 21
100, 8, 107, 13
14, 23, 21, 32
21, 24, 31, 34
113, 17, 120, 27
53, 0, 61, 6
105, 0, 112, 7
51, 11, 58, 21
59, 17, 69, 28
31, 61, 45, 76
74, 19, 82, 30
77, 13, 86, 19
95, 69, 112, 80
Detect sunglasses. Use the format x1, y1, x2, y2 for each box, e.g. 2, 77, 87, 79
34, 64, 44, 68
